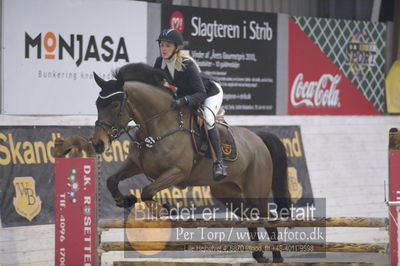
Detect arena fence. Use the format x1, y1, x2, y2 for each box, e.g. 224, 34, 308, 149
112, 262, 374, 266
54, 129, 400, 266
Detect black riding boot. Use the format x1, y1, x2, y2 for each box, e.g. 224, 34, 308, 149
208, 127, 227, 181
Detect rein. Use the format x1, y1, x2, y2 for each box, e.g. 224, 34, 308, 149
95, 90, 195, 150
95, 92, 137, 143
137, 110, 195, 149
136, 108, 173, 127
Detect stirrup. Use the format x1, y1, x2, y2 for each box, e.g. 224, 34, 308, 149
213, 161, 227, 181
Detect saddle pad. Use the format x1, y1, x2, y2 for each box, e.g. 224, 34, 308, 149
191, 119, 238, 161
219, 124, 238, 161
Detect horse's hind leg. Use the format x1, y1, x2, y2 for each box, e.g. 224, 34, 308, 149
245, 197, 283, 263
265, 227, 283, 263
107, 158, 142, 208
244, 198, 271, 263
246, 227, 269, 263
210, 184, 271, 262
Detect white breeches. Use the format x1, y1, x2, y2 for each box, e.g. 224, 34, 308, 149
203, 81, 223, 129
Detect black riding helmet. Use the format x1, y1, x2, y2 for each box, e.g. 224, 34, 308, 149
156, 28, 184, 49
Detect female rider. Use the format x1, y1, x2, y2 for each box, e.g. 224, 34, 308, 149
153, 28, 227, 181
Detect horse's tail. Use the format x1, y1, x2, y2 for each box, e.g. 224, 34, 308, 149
256, 131, 292, 216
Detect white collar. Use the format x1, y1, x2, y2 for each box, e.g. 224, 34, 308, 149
162, 59, 176, 78
161, 59, 174, 68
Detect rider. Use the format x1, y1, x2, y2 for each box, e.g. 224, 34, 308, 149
154, 28, 227, 180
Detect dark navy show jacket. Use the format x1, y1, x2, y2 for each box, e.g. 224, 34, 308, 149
154, 56, 207, 106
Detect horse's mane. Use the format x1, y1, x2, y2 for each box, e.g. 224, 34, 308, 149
113, 63, 167, 88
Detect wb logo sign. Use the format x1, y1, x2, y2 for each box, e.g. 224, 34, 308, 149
13, 177, 42, 221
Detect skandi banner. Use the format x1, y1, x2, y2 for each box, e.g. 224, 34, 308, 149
0, 126, 313, 227
1, 0, 148, 115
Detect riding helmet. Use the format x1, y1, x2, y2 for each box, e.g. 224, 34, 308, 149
156, 29, 184, 48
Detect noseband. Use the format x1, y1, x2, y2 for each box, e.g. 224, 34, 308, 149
95, 91, 136, 141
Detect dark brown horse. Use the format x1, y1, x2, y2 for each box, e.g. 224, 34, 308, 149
91, 63, 291, 263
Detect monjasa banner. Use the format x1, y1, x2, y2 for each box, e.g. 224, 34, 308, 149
0, 126, 312, 227
161, 5, 277, 115
1, 0, 148, 115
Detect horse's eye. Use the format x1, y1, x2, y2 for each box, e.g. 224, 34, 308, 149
111, 102, 119, 109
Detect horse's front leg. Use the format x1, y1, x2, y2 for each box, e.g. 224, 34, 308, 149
141, 167, 185, 202
107, 158, 142, 208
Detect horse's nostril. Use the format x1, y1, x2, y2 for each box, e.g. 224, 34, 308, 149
93, 141, 104, 153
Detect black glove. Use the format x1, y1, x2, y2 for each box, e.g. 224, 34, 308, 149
171, 97, 188, 109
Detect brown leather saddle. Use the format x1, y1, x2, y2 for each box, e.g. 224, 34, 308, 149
190, 108, 238, 161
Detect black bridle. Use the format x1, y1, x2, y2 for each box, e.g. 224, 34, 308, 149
95, 91, 137, 142
95, 89, 196, 150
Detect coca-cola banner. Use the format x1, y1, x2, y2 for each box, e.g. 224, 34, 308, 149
161, 5, 277, 115
288, 17, 386, 115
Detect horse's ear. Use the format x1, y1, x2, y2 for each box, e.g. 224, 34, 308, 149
112, 69, 124, 90
93, 72, 106, 91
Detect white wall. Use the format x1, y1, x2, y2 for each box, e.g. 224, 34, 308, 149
0, 114, 397, 265
228, 115, 396, 218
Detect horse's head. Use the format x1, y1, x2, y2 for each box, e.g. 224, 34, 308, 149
92, 63, 178, 153
91, 72, 131, 153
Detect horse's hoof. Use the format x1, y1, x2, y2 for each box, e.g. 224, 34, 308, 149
273, 257, 284, 263
162, 203, 178, 216
123, 195, 137, 208
253, 251, 270, 263
115, 197, 125, 208
115, 195, 137, 208
255, 257, 270, 263
162, 203, 170, 211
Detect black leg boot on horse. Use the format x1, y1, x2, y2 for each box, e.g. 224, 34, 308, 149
208, 127, 227, 181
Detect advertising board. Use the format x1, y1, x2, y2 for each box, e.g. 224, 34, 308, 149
288, 17, 386, 115
0, 125, 313, 227
161, 5, 277, 115
1, 0, 148, 114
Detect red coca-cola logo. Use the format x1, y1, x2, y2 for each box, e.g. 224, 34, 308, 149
170, 11, 184, 33
290, 73, 341, 108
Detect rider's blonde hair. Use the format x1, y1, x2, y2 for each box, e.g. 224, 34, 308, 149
172, 50, 201, 72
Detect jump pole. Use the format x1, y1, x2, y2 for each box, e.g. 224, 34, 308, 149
99, 241, 388, 253
389, 128, 400, 266
98, 217, 388, 229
